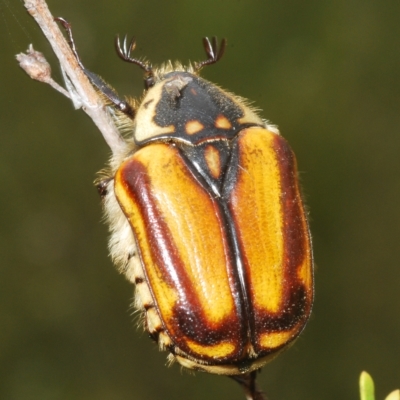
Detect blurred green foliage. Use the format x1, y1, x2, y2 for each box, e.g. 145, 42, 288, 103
1, 0, 400, 399
360, 372, 399, 400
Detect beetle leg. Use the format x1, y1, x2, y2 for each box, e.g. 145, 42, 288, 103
55, 17, 135, 117
95, 176, 113, 199
229, 370, 267, 400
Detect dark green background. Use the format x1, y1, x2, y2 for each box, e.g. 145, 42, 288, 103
1, 0, 399, 399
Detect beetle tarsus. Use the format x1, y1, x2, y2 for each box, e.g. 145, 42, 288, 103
54, 17, 84, 69
229, 370, 267, 400
95, 177, 112, 198
55, 17, 135, 117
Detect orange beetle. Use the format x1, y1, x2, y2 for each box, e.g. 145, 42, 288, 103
112, 70, 314, 375
59, 23, 313, 378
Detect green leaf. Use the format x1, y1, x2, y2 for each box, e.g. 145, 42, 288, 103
360, 371, 375, 400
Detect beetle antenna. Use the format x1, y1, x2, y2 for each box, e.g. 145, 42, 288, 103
115, 35, 155, 89
194, 36, 227, 72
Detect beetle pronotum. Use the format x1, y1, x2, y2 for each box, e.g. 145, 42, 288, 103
18, 6, 313, 399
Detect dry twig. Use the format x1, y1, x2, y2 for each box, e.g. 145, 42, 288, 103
17, 0, 125, 154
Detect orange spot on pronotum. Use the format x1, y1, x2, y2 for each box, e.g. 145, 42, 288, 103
215, 115, 232, 129
185, 120, 204, 135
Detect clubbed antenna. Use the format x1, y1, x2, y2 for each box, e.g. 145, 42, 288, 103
115, 35, 155, 89
194, 37, 227, 72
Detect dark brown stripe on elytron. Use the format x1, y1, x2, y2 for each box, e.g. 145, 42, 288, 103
221, 132, 311, 361
177, 142, 250, 318
273, 135, 307, 272
181, 136, 300, 364
251, 135, 312, 338
178, 141, 253, 364
274, 134, 311, 317
221, 136, 258, 349
135, 277, 144, 284
118, 153, 245, 362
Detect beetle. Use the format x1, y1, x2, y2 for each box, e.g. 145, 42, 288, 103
56, 18, 313, 393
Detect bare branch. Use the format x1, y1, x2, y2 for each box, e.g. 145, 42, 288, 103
19, 0, 126, 154
16, 44, 71, 98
